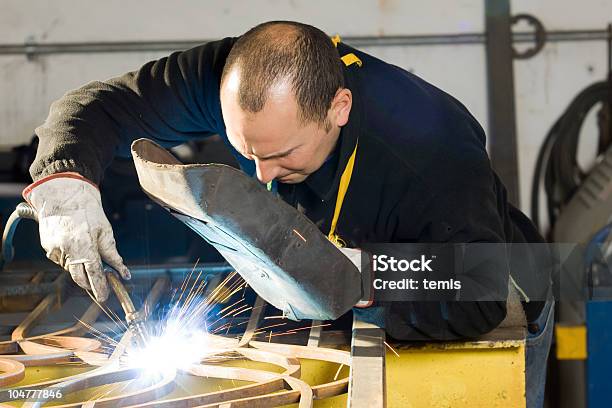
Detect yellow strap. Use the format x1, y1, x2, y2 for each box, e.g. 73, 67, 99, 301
326, 33, 362, 247
328, 141, 358, 248
340, 53, 362, 67
331, 34, 363, 67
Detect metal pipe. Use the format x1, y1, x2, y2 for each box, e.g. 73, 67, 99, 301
0, 29, 610, 56
1, 202, 38, 270
0, 264, 233, 297
485, 0, 520, 206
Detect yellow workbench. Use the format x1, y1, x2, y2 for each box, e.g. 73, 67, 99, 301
386, 327, 526, 407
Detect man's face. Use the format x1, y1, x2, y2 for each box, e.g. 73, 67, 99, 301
220, 70, 350, 184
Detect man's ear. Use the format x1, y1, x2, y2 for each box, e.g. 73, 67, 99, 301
331, 88, 352, 127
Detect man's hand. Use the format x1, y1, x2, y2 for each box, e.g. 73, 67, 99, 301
23, 172, 130, 301
340, 247, 362, 270
340, 248, 375, 308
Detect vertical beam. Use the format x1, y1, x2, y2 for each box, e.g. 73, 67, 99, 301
238, 296, 266, 347
485, 0, 520, 206
348, 312, 386, 407
307, 320, 323, 347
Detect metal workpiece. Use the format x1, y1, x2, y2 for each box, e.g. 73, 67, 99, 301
131, 138, 363, 321
0, 264, 530, 406
349, 311, 386, 408
485, 0, 520, 206
0, 274, 63, 297
0, 262, 233, 297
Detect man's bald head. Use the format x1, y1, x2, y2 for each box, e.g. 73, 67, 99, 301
220, 21, 345, 127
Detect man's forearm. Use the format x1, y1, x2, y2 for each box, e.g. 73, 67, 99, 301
30, 39, 235, 183
32, 81, 124, 183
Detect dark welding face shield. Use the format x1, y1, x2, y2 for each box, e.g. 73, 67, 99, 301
131, 138, 365, 321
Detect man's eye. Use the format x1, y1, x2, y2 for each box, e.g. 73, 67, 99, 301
280, 149, 296, 159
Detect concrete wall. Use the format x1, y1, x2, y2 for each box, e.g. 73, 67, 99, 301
1, 0, 611, 219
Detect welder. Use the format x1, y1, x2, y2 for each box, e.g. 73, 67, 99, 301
23, 21, 552, 407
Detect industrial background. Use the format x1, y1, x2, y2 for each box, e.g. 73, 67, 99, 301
0, 1, 611, 407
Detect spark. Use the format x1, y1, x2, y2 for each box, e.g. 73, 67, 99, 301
121, 267, 249, 377
127, 326, 216, 376
232, 306, 252, 317
254, 322, 287, 332
217, 299, 246, 316
292, 229, 307, 242
86, 290, 129, 332
334, 363, 344, 381
384, 341, 400, 357
172, 259, 199, 305
76, 319, 120, 347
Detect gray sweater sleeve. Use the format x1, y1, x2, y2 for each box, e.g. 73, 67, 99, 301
31, 37, 236, 184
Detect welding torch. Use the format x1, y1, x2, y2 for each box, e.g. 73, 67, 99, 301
105, 268, 148, 348
1, 202, 148, 348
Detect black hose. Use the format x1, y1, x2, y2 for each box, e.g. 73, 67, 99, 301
0, 202, 38, 269
531, 81, 611, 236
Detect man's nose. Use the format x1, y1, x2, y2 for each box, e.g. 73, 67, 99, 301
254, 159, 280, 184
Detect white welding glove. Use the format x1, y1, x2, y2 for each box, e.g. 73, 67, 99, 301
23, 172, 130, 301
340, 248, 374, 308
340, 247, 362, 271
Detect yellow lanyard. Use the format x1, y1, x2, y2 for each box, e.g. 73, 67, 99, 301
327, 141, 358, 247
327, 34, 361, 248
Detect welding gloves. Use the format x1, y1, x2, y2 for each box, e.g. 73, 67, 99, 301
340, 247, 374, 308
23, 172, 130, 302
340, 247, 362, 269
